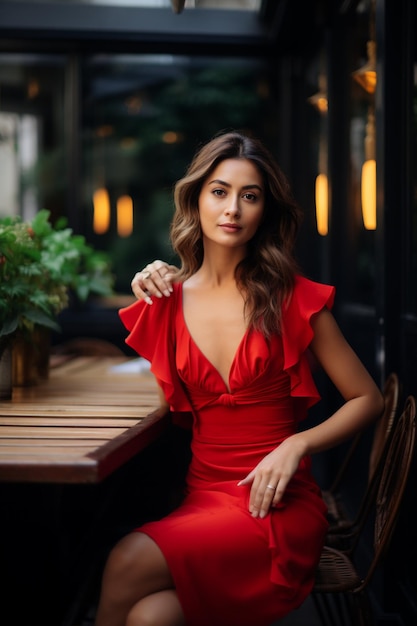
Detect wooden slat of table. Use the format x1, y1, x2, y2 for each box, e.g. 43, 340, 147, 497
0, 405, 157, 417
0, 417, 137, 427
0, 426, 128, 438
0, 440, 106, 449
0, 357, 170, 484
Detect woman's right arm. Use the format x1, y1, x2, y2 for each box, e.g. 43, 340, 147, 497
131, 260, 178, 304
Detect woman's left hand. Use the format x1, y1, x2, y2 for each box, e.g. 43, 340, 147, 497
131, 260, 178, 304
237, 435, 306, 518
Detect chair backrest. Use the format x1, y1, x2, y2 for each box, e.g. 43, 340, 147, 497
328, 372, 400, 496
368, 372, 400, 482
325, 376, 401, 556
364, 395, 416, 586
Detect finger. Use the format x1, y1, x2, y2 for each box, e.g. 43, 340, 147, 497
131, 267, 167, 300
131, 274, 153, 304
151, 260, 171, 275
143, 262, 176, 297
248, 475, 266, 517
271, 477, 289, 507
250, 478, 279, 519
259, 482, 278, 518
237, 471, 255, 487
148, 271, 174, 297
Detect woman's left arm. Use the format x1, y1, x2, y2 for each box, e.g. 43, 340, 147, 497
297, 307, 384, 455
239, 307, 384, 518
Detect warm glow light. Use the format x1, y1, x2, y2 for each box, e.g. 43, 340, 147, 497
162, 131, 183, 144
315, 173, 328, 236
308, 92, 328, 113
27, 79, 40, 99
93, 188, 111, 234
354, 69, 377, 95
353, 41, 377, 95
117, 195, 133, 237
361, 159, 377, 230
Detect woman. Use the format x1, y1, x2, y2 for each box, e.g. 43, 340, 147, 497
95, 131, 383, 626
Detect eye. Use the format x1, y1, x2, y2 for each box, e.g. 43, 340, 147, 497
243, 192, 258, 202
212, 188, 226, 197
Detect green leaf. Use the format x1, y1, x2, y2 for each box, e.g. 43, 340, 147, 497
24, 310, 61, 332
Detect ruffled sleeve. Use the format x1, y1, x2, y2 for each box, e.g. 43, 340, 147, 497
281, 275, 335, 421
119, 285, 192, 417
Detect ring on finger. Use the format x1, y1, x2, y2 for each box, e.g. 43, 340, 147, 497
266, 484, 276, 491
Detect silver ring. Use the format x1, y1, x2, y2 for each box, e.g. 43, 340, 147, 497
266, 484, 276, 491
143, 271, 151, 280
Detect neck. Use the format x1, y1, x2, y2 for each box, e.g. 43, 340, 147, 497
193, 243, 246, 288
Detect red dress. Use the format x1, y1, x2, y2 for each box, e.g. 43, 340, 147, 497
119, 275, 335, 626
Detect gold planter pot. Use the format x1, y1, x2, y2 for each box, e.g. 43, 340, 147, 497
12, 333, 38, 387
0, 340, 13, 400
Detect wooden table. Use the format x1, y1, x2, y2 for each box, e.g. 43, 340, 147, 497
0, 355, 179, 625
0, 356, 170, 484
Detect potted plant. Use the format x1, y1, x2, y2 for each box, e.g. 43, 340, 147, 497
0, 210, 114, 387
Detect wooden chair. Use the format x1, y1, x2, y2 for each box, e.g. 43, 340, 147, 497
313, 395, 416, 626
323, 373, 400, 551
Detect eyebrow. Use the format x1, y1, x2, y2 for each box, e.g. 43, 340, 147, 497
207, 179, 263, 192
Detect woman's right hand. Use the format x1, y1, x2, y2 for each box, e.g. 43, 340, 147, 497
131, 260, 178, 304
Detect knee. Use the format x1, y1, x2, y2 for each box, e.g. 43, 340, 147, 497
125, 591, 184, 626
103, 533, 146, 585
126, 602, 154, 626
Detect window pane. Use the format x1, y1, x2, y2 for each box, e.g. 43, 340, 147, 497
81, 54, 279, 291
0, 54, 66, 222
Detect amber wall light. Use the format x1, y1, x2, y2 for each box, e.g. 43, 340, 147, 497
360, 107, 377, 231
117, 195, 133, 237
309, 73, 329, 236
93, 187, 111, 234
315, 173, 329, 236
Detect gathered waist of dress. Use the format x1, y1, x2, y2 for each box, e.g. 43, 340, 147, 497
191, 402, 296, 445
187, 436, 304, 489
186, 377, 293, 412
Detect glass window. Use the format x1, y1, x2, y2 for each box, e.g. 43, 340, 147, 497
0, 54, 66, 222
82, 53, 279, 290
0, 52, 280, 292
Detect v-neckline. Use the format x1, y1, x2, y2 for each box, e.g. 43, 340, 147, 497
178, 283, 249, 393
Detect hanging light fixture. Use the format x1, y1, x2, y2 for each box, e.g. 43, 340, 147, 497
308, 73, 329, 236
353, 0, 376, 95
308, 74, 328, 114
361, 106, 376, 230
353, 0, 377, 230
315, 173, 329, 236
353, 39, 377, 95
93, 187, 111, 235
117, 195, 133, 237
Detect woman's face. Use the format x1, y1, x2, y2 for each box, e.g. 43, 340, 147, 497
198, 158, 265, 251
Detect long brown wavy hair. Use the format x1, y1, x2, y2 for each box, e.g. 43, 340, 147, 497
170, 131, 302, 337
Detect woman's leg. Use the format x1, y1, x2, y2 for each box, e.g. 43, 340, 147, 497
95, 532, 184, 626
126, 590, 184, 626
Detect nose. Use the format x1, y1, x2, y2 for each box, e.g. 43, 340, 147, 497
225, 194, 240, 217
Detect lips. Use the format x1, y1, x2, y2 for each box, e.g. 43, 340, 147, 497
218, 223, 242, 232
